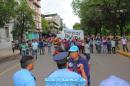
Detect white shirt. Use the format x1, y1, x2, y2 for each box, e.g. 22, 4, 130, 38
32, 42, 38, 50
84, 44, 90, 54
122, 38, 127, 45
13, 69, 36, 86
111, 40, 116, 47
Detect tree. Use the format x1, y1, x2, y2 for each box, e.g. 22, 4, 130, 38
0, 0, 16, 27
13, 0, 35, 41
41, 17, 50, 34
72, 0, 130, 36
73, 23, 81, 30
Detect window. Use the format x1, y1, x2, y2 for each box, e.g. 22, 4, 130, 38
5, 27, 9, 38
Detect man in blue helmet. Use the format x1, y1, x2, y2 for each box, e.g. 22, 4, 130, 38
67, 45, 90, 86
45, 52, 86, 86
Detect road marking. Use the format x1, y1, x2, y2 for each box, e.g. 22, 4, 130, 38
0, 64, 19, 76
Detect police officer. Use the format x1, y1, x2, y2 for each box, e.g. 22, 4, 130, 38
68, 45, 90, 86
13, 56, 36, 86
99, 75, 130, 86
45, 52, 86, 86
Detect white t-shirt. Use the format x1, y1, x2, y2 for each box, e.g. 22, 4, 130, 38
111, 40, 116, 47
122, 38, 127, 45
32, 42, 38, 50
84, 44, 90, 54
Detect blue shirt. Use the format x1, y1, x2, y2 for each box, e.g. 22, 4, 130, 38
68, 57, 90, 78
45, 69, 86, 86
39, 41, 44, 47
13, 69, 36, 86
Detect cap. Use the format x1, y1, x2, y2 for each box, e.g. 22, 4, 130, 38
69, 45, 79, 52
53, 52, 69, 64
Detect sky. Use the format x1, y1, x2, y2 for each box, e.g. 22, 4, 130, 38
41, 0, 80, 29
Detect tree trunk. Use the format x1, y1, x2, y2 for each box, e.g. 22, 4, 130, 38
119, 24, 124, 36
20, 30, 24, 43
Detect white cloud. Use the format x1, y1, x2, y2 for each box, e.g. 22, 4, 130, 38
41, 0, 80, 29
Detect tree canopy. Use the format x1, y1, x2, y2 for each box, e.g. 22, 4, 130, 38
73, 23, 81, 30
72, 0, 130, 36
0, 0, 16, 27
41, 17, 50, 34
13, 0, 35, 40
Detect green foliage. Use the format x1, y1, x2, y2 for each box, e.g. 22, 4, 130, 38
72, 0, 130, 36
41, 17, 50, 34
0, 0, 16, 27
73, 23, 81, 30
13, 0, 35, 39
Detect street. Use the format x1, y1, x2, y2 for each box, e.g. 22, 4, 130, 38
0, 53, 130, 86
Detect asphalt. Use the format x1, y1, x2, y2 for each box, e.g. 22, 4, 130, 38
0, 53, 130, 86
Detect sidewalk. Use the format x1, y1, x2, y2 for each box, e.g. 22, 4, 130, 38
0, 48, 20, 62
116, 42, 130, 58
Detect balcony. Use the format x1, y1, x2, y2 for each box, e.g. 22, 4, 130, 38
33, 0, 41, 8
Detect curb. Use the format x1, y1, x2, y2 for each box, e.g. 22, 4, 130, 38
0, 53, 20, 63
116, 50, 130, 58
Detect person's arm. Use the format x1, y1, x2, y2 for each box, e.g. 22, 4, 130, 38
79, 64, 88, 86
79, 64, 87, 80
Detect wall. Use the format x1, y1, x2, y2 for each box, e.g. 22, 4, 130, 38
0, 23, 13, 49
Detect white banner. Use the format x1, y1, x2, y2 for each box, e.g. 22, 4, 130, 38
63, 29, 84, 40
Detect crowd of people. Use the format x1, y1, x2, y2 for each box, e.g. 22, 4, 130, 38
12, 35, 129, 86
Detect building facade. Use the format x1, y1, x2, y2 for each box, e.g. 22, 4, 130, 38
0, 21, 14, 49
0, 0, 42, 49
26, 0, 42, 40
43, 14, 63, 35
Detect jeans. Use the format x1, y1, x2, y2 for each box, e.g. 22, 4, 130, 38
32, 49, 38, 59
123, 44, 129, 52
97, 45, 101, 54
39, 47, 44, 55
21, 50, 28, 57
102, 45, 107, 54
48, 46, 51, 55
112, 47, 116, 54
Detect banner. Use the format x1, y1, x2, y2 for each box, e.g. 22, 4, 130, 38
63, 29, 84, 40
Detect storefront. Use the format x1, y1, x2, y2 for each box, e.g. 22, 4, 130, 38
26, 32, 39, 40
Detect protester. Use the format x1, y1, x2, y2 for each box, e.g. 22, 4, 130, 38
96, 38, 102, 54
20, 41, 28, 57
27, 40, 32, 55
84, 40, 91, 61
38, 39, 44, 55
107, 38, 111, 54
102, 37, 108, 54
121, 36, 129, 52
89, 38, 94, 53
115, 37, 120, 50
12, 41, 15, 53
47, 39, 52, 55
111, 38, 116, 54
68, 45, 90, 86
13, 56, 36, 86
32, 39, 38, 59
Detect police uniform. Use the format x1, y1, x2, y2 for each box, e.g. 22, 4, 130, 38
99, 75, 130, 86
13, 69, 36, 86
45, 52, 86, 86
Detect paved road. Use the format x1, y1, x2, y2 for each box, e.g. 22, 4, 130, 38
91, 54, 130, 86
0, 53, 130, 86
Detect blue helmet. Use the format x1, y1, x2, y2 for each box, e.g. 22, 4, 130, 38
69, 45, 79, 52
